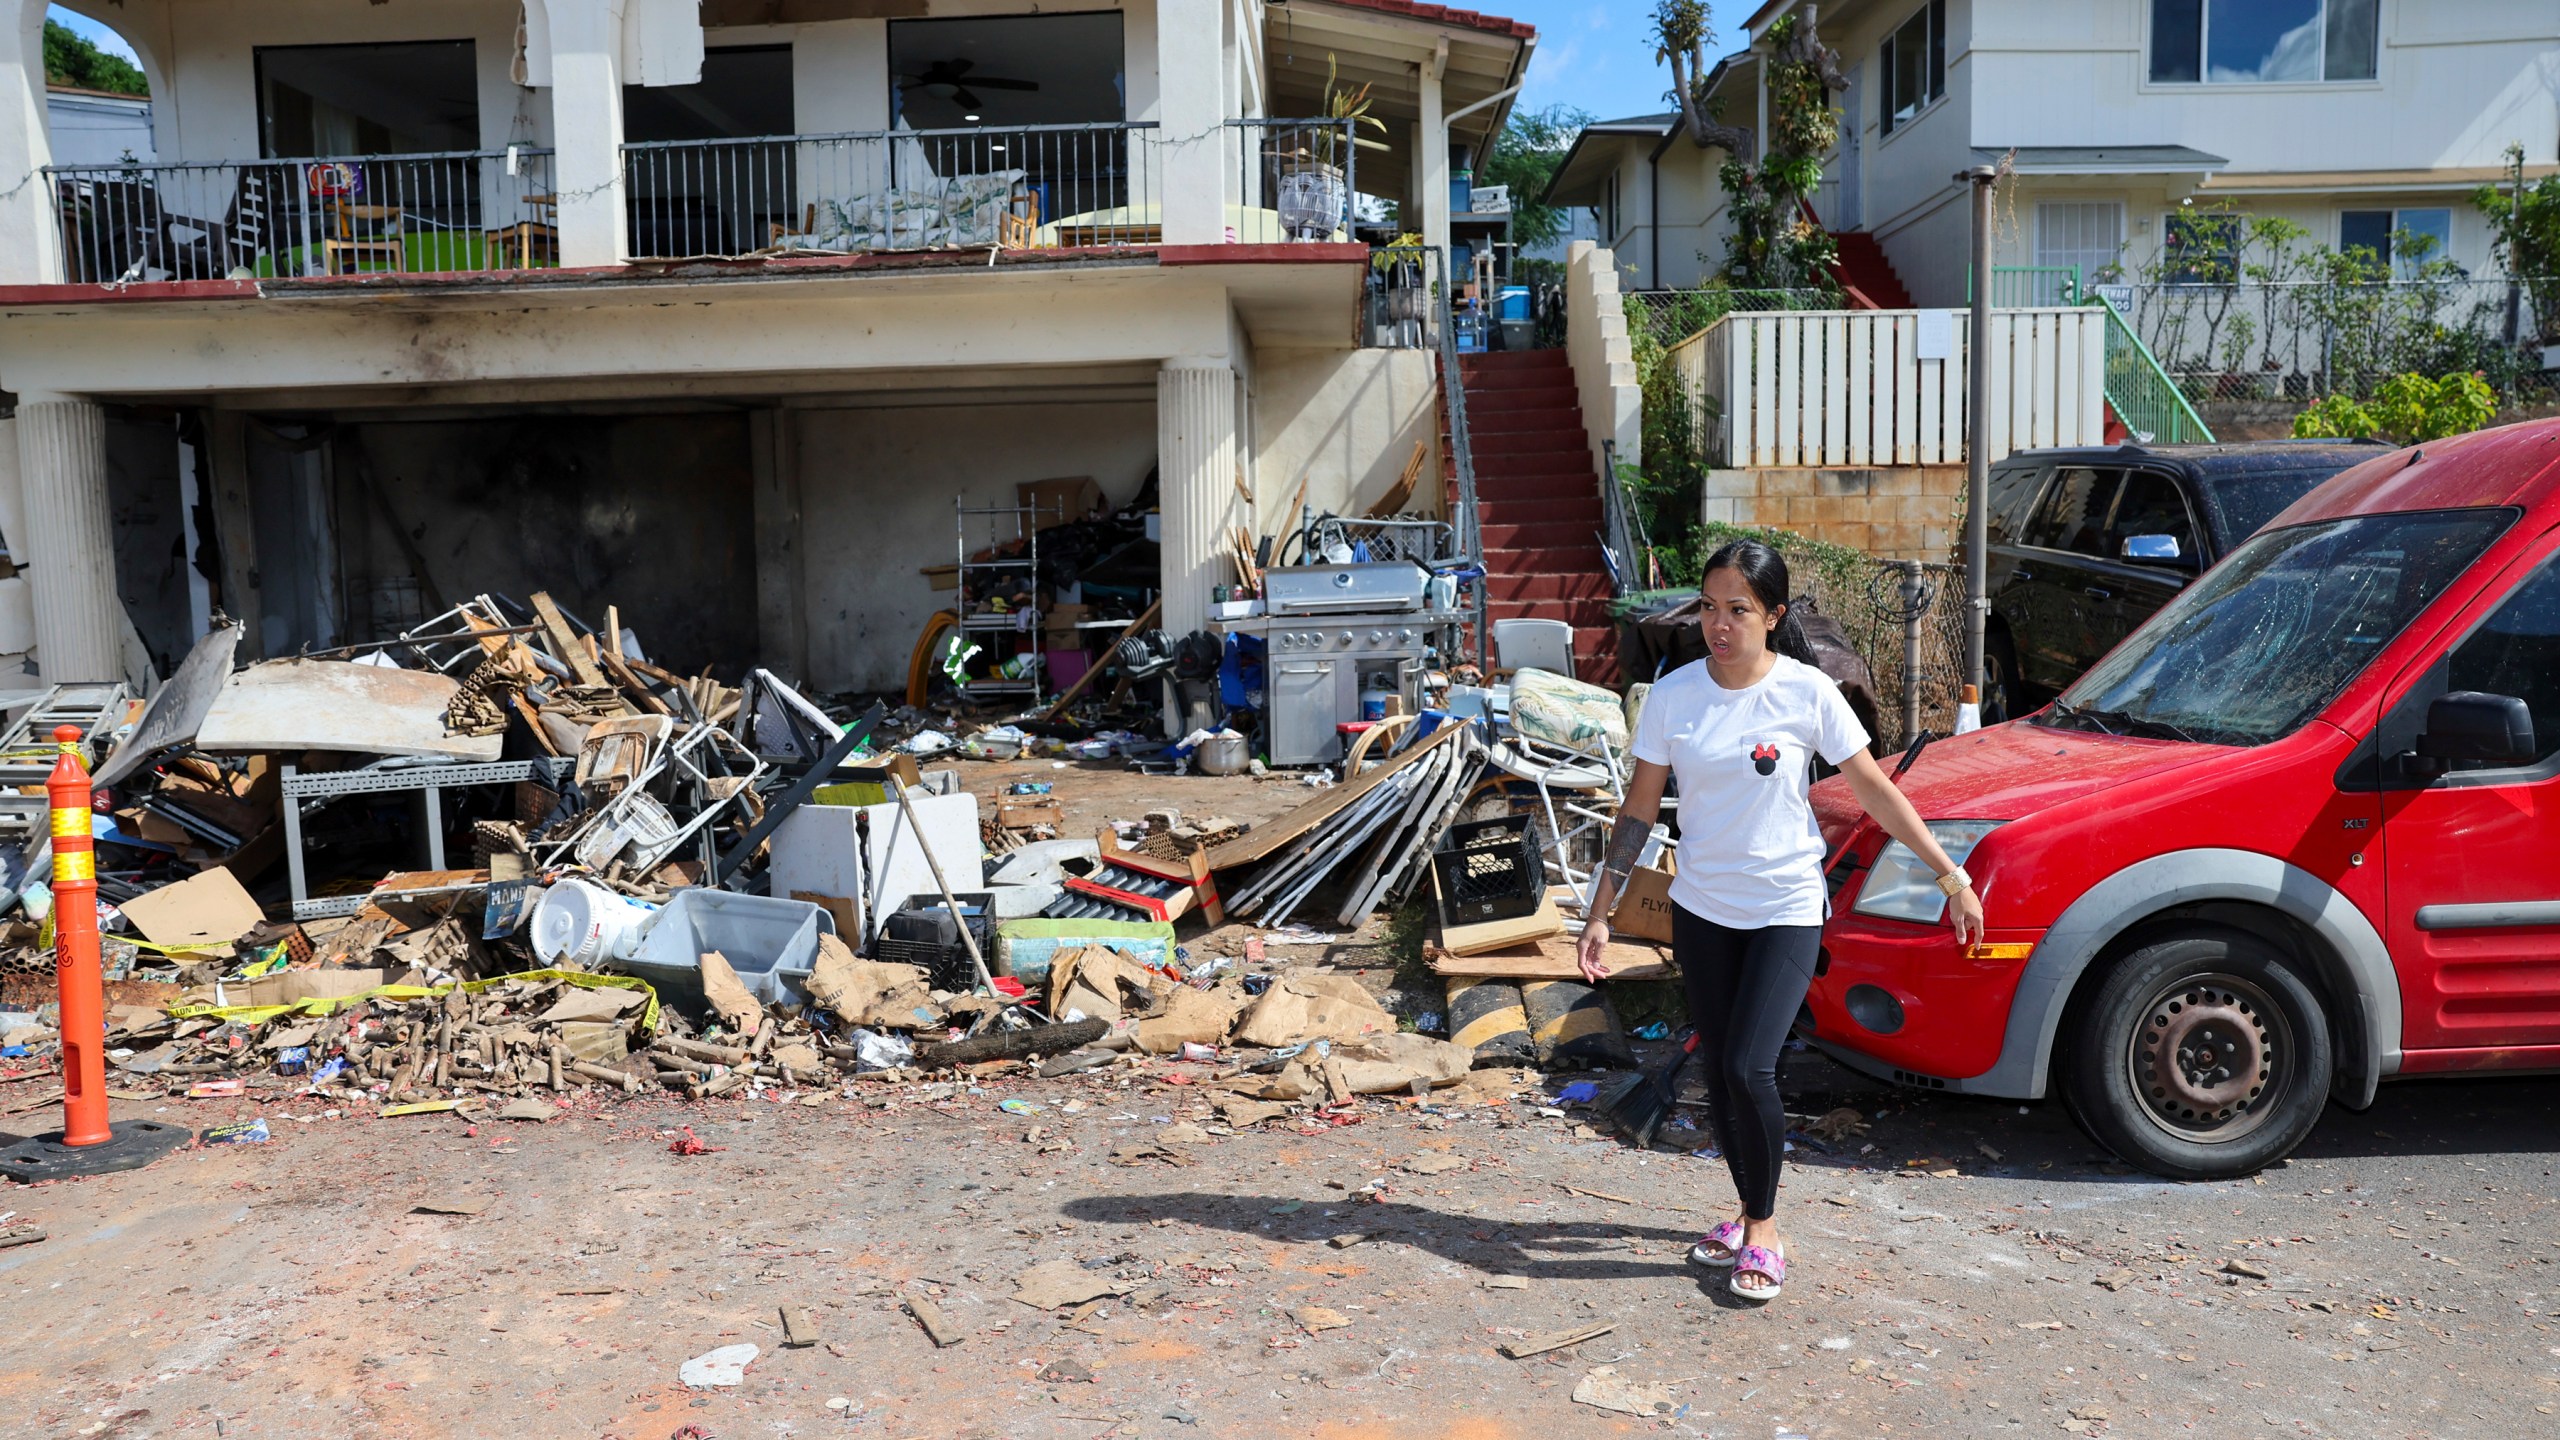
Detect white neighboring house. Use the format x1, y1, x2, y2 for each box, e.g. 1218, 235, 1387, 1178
1546, 0, 2559, 307
44, 84, 152, 166
0, 0, 1535, 690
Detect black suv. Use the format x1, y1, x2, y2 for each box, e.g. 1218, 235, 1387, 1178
1981, 440, 2389, 720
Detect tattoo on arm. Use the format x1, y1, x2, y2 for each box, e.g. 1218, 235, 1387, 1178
1597, 814, 1650, 907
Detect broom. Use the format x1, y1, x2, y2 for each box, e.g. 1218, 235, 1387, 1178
1597, 730, 1938, 1148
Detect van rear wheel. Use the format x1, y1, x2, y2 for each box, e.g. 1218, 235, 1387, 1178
2059, 929, 2331, 1180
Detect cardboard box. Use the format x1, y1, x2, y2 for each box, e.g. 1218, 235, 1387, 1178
1018, 476, 1105, 526
1042, 603, 1091, 650
1608, 860, 1678, 944
998, 796, 1065, 830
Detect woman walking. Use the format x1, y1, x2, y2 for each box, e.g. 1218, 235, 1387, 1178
1578, 540, 1984, 1302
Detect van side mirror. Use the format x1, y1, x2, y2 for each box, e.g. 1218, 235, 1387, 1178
2413, 691, 2536, 769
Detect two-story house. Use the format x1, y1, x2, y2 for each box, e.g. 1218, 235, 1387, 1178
0, 0, 1533, 694
1548, 0, 2556, 306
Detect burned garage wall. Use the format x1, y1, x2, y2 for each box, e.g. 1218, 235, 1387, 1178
332, 413, 758, 674
104, 407, 199, 679
795, 399, 1158, 693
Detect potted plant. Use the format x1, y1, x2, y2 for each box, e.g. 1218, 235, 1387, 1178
1277, 56, 1387, 238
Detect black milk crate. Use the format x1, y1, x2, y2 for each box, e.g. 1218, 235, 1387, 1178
875, 892, 996, 991
1432, 815, 1546, 925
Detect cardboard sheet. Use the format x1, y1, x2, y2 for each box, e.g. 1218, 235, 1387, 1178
117, 867, 267, 951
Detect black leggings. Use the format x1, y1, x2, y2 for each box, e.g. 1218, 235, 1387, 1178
1673, 904, 1822, 1219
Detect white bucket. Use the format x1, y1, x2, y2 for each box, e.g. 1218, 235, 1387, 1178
531, 878, 659, 967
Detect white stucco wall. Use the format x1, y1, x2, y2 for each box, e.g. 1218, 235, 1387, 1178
1251, 347, 1441, 527
795, 398, 1158, 692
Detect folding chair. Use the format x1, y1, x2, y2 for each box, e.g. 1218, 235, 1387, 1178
1476, 667, 1630, 896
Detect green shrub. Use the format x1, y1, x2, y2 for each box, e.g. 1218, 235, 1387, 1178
2292, 371, 2498, 446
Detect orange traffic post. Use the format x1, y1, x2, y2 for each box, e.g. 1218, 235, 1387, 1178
48, 725, 109, 1147
0, 726, 191, 1181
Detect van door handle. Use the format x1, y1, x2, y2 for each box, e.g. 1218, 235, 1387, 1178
2083, 586, 2113, 601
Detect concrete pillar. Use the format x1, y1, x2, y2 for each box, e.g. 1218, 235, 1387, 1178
1157, 362, 1238, 636
0, 1, 63, 285
14, 400, 121, 681
1418, 48, 1450, 262
546, 0, 632, 268
750, 409, 809, 682
1156, 0, 1226, 245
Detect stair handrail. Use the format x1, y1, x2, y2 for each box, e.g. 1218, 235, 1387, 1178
1594, 437, 1652, 597
1433, 245, 1491, 667
2092, 290, 2216, 445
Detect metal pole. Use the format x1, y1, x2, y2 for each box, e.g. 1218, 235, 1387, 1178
1959, 164, 1997, 702
1897, 560, 1925, 746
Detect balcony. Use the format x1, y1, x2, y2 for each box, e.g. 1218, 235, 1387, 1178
47, 148, 560, 284
616, 118, 1356, 263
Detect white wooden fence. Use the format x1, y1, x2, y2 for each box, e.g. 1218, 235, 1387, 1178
1670, 307, 2107, 469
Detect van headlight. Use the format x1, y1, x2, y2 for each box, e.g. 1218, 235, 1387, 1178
1851, 821, 2003, 924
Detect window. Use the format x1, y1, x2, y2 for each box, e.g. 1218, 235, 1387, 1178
2339, 207, 2455, 277
2054, 509, 2512, 746
2149, 0, 2377, 85
1599, 171, 1621, 246
2035, 202, 2124, 288
2026, 467, 2119, 557
2105, 472, 2199, 565
1986, 464, 2050, 546
2162, 207, 2243, 284
624, 46, 794, 143
1880, 0, 1945, 136
257, 41, 479, 157
888, 13, 1126, 130
2440, 555, 2560, 771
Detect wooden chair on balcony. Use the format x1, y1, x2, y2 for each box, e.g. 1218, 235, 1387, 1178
323, 202, 404, 274
487, 192, 557, 270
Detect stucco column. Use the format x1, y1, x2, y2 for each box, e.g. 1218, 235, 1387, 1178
1418, 52, 1450, 261
1157, 362, 1238, 637
15, 400, 121, 681
546, 0, 632, 268
0, 2, 62, 285
1155, 0, 1225, 245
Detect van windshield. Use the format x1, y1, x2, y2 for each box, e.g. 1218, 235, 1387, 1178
2045, 508, 2513, 746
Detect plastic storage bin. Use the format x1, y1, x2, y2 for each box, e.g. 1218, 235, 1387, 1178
622, 889, 838, 1015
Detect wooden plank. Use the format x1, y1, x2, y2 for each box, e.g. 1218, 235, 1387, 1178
1775, 315, 1802, 469
2076, 309, 2108, 444
2053, 310, 2081, 452
1890, 314, 1918, 467
1367, 440, 1429, 518
1425, 926, 1674, 981
1205, 719, 1472, 872
1439, 896, 1567, 956
1845, 314, 1873, 468
1752, 315, 1778, 469
1916, 333, 1943, 468
529, 591, 609, 689
1039, 599, 1160, 721
1820, 312, 1848, 467
1943, 313, 1970, 465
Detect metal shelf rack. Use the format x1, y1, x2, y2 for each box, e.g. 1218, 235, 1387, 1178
954, 499, 1045, 704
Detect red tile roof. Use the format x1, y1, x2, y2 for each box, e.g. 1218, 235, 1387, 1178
1308, 0, 1536, 42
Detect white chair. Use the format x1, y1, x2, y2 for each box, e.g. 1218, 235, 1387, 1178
1479, 668, 1629, 897
1494, 617, 1575, 679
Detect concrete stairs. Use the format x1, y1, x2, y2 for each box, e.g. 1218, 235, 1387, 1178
1829, 230, 1915, 310
1453, 349, 1618, 684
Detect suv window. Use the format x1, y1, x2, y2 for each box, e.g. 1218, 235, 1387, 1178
2444, 552, 2560, 771
2025, 467, 2118, 556
1986, 464, 2047, 545
2107, 471, 2199, 564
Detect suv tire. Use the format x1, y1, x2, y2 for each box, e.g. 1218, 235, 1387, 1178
2059, 928, 2331, 1179
1983, 628, 2025, 723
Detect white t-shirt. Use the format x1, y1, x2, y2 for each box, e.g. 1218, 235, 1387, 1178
1630, 654, 1871, 929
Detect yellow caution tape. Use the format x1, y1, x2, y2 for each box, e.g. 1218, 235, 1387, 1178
165, 968, 660, 1034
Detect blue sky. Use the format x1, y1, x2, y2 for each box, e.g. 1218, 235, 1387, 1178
48, 0, 1672, 127
1495, 0, 1679, 126
48, 6, 139, 62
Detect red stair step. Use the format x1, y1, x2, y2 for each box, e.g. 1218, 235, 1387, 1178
1485, 571, 1615, 603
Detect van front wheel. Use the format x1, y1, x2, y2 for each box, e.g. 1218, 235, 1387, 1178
2060, 929, 2331, 1180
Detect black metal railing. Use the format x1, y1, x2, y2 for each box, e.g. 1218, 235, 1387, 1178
622, 121, 1164, 260
46, 148, 558, 283
1227, 118, 1355, 242
1365, 243, 1438, 349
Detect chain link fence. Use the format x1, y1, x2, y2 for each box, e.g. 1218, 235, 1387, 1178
1623, 288, 1831, 352
2107, 276, 2560, 408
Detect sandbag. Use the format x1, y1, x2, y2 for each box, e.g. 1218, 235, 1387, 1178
1520, 979, 1635, 1069
1446, 977, 1536, 1068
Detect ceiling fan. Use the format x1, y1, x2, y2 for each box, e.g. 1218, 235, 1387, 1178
896, 58, 1040, 113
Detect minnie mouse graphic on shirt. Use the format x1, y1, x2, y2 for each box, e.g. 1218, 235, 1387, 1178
1749, 742, 1780, 776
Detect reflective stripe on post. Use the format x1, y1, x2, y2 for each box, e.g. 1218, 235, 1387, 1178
47, 724, 108, 1149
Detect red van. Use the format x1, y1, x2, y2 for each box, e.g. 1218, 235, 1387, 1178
1807, 419, 2560, 1179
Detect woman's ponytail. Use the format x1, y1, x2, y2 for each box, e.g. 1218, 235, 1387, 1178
1701, 539, 1821, 667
